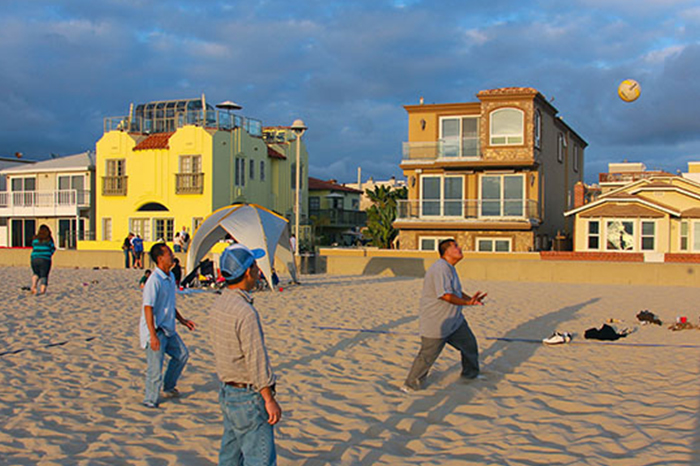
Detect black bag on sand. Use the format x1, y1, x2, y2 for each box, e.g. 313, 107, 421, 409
584, 324, 627, 341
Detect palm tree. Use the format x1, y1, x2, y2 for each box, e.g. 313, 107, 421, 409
364, 185, 407, 249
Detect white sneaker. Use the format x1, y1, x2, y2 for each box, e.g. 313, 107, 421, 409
543, 332, 572, 345
400, 384, 418, 393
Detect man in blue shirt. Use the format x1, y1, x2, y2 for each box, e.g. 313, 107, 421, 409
140, 243, 196, 408
131, 234, 144, 269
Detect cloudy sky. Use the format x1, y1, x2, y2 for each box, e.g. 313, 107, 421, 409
1, 0, 699, 183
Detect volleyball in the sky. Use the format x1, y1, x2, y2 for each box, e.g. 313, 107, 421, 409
618, 79, 641, 102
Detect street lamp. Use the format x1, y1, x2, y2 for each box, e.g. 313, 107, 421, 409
290, 119, 307, 255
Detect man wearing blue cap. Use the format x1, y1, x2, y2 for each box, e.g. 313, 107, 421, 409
211, 243, 281, 465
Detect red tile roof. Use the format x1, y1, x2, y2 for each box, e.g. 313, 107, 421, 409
267, 145, 286, 160
133, 132, 174, 151
308, 177, 362, 193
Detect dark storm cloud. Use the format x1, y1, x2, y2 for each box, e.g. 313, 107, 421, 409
0, 0, 699, 182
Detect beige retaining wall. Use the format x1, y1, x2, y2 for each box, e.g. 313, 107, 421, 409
318, 248, 700, 288
0, 249, 188, 270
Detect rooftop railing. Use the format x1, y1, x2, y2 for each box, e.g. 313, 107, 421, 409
397, 199, 539, 221
104, 110, 263, 137
402, 138, 481, 162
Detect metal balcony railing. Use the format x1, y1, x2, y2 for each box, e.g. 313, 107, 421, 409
102, 176, 128, 196
176, 173, 204, 194
309, 209, 367, 227
402, 138, 481, 161
397, 199, 540, 221
104, 111, 263, 137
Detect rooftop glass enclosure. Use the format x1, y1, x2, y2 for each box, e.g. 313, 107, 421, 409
103, 98, 262, 137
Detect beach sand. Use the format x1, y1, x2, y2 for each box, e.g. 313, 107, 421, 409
1, 265, 699, 465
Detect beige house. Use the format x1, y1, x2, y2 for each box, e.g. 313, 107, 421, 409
0, 152, 95, 248
395, 87, 586, 252
566, 174, 700, 256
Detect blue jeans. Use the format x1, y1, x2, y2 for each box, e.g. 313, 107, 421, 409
218, 383, 276, 466
124, 249, 133, 268
144, 330, 189, 405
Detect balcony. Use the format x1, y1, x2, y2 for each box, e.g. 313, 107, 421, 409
0, 190, 91, 217
396, 199, 540, 223
176, 173, 204, 194
102, 176, 128, 196
309, 209, 367, 228
402, 138, 481, 162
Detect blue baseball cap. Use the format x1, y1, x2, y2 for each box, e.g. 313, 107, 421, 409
220, 243, 266, 281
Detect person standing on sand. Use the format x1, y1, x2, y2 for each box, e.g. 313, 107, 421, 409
402, 239, 486, 392
122, 233, 134, 268
30, 224, 56, 295
211, 243, 281, 465
140, 243, 196, 408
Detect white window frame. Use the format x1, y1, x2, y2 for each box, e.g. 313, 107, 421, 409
129, 218, 151, 241
680, 220, 689, 251
586, 219, 601, 250
479, 173, 526, 218
641, 220, 656, 251
557, 133, 566, 163
179, 154, 202, 174
419, 174, 464, 218
489, 108, 524, 146
418, 236, 453, 252
192, 217, 204, 236
476, 237, 512, 252
153, 218, 175, 242
691, 220, 700, 252
534, 109, 542, 149
588, 218, 659, 252
101, 218, 112, 241
439, 115, 480, 158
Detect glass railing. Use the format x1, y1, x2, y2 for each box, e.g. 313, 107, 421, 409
402, 138, 481, 161
397, 199, 539, 221
104, 110, 263, 137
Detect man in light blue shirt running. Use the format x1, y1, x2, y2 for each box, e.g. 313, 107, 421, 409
140, 243, 196, 408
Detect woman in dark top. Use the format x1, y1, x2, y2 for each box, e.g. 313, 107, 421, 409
31, 224, 56, 295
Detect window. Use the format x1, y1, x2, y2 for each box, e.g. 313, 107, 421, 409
440, 116, 480, 157
641, 221, 655, 251
534, 109, 542, 149
234, 158, 246, 187
106, 159, 125, 176
153, 218, 174, 242
260, 161, 266, 181
420, 175, 464, 217
129, 218, 150, 241
573, 145, 580, 172
419, 236, 452, 251
587, 220, 600, 250
557, 133, 566, 163
249, 159, 255, 180
193, 217, 204, 234
693, 221, 700, 251
606, 220, 634, 250
309, 196, 320, 210
477, 238, 512, 252
681, 221, 689, 251
480, 174, 524, 217
352, 198, 360, 210
490, 108, 524, 145
102, 218, 112, 241
179, 155, 201, 173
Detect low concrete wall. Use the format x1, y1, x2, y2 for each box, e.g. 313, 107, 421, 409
319, 248, 700, 287
0, 249, 188, 270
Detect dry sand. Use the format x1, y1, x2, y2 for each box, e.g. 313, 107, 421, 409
1, 265, 699, 465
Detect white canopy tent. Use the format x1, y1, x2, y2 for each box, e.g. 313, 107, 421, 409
186, 204, 298, 289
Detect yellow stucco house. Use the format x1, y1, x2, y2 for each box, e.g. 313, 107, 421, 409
395, 87, 586, 252
79, 97, 308, 251
566, 175, 700, 257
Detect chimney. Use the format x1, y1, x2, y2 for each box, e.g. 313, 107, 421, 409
357, 167, 362, 188
574, 181, 586, 208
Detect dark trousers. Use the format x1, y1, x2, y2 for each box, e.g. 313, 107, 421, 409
405, 320, 479, 389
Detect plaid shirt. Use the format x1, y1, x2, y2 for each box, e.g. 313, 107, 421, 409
210, 288, 276, 390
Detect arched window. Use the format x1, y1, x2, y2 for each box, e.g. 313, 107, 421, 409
490, 108, 524, 146
138, 202, 169, 212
